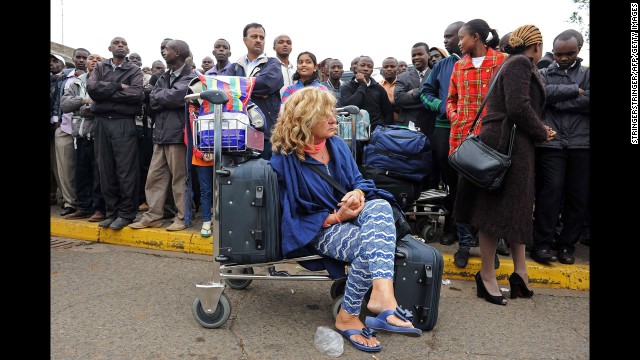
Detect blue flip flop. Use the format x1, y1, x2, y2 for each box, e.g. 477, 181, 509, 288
365, 306, 423, 336
338, 327, 382, 352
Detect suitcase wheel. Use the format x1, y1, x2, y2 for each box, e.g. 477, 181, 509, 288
330, 278, 347, 300
332, 294, 344, 319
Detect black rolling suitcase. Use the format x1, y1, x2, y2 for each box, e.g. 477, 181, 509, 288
394, 234, 443, 331
219, 158, 283, 264
360, 165, 422, 211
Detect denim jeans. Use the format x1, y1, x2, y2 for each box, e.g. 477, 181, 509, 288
456, 222, 473, 251
194, 165, 213, 222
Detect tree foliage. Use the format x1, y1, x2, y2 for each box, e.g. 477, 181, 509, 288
569, 0, 590, 44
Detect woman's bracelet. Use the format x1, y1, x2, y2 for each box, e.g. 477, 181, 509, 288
333, 209, 342, 223
354, 189, 365, 198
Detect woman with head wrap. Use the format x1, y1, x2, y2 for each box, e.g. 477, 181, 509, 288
453, 24, 557, 305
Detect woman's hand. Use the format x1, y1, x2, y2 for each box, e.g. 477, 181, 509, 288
338, 190, 365, 210
543, 125, 557, 142
337, 196, 365, 221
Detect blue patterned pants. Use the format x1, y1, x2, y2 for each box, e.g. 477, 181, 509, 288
310, 199, 396, 315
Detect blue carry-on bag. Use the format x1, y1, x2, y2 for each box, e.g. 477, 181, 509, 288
362, 125, 432, 183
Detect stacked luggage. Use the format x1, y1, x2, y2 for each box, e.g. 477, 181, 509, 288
361, 125, 432, 210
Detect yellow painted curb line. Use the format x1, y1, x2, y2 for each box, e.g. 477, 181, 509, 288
51, 218, 212, 254
441, 255, 589, 291
51, 218, 588, 290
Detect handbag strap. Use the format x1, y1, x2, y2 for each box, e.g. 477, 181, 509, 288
466, 62, 517, 156
506, 124, 516, 157
467, 63, 505, 135
304, 162, 347, 197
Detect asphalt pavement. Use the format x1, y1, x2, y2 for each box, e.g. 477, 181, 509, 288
51, 238, 590, 359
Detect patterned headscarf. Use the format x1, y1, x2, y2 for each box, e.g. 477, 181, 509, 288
508, 25, 543, 48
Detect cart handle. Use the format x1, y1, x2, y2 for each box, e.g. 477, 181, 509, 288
336, 105, 359, 115
184, 89, 229, 105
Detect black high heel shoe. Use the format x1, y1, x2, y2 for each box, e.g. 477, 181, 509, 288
475, 271, 507, 306
509, 272, 534, 299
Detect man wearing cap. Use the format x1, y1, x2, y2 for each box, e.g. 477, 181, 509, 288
50, 53, 72, 207
428, 47, 448, 70
87, 37, 144, 230
52, 49, 90, 216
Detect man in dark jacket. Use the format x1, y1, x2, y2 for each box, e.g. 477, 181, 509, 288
532, 30, 590, 265
225, 22, 284, 160
339, 56, 393, 165
129, 40, 195, 232
340, 56, 393, 132
395, 42, 433, 137
87, 37, 144, 230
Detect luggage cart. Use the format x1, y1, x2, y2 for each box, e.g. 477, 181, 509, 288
186, 89, 348, 329
404, 188, 449, 242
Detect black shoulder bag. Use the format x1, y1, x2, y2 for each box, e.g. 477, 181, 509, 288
305, 163, 411, 240
448, 64, 516, 191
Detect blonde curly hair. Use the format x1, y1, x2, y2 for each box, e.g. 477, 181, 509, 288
271, 87, 336, 161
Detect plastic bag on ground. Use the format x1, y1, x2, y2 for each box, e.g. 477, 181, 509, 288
314, 326, 344, 357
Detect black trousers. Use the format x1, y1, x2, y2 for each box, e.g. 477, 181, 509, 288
533, 148, 590, 254
94, 117, 140, 220
431, 127, 456, 234
136, 125, 153, 204
74, 138, 105, 213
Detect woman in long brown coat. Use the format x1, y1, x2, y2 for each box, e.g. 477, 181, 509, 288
453, 24, 556, 305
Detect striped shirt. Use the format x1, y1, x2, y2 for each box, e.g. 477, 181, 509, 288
446, 47, 507, 155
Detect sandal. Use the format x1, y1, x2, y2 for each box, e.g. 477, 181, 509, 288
364, 306, 422, 336
200, 221, 212, 237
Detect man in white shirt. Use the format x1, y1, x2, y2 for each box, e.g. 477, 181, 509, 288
273, 34, 294, 97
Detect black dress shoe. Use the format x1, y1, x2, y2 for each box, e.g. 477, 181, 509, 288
109, 217, 133, 230
98, 218, 116, 228
60, 207, 77, 216
496, 238, 510, 256
557, 248, 575, 264
439, 232, 456, 245
453, 248, 470, 268
530, 248, 557, 263
475, 271, 506, 306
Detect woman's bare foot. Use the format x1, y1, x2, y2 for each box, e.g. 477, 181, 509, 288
366, 279, 414, 328
335, 309, 381, 348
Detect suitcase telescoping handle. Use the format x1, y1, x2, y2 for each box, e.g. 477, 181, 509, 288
184, 89, 230, 105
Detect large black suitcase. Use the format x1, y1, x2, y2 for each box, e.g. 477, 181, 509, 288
360, 165, 422, 211
219, 158, 282, 264
393, 234, 443, 331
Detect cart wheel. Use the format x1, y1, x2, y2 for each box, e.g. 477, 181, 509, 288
330, 278, 347, 300
192, 293, 231, 329
224, 267, 254, 290
422, 225, 437, 242
332, 294, 344, 318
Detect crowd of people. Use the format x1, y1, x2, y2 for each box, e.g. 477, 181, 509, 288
50, 19, 589, 353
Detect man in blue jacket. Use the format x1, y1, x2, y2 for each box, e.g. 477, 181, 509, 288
225, 22, 284, 159
420, 21, 464, 250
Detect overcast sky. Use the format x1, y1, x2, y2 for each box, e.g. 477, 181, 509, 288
50, 0, 589, 69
